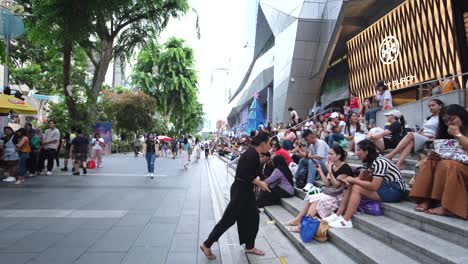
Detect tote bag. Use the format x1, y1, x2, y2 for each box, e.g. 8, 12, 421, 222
300, 216, 320, 243
433, 139, 468, 164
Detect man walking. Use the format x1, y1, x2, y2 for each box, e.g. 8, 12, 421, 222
42, 120, 60, 175
70, 128, 88, 176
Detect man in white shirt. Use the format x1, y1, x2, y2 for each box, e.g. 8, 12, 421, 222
42, 120, 60, 175
294, 130, 330, 192
365, 81, 393, 124
327, 112, 346, 147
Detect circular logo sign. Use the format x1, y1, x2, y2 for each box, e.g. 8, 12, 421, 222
379, 36, 400, 65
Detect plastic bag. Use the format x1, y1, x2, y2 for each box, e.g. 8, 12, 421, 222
358, 198, 383, 216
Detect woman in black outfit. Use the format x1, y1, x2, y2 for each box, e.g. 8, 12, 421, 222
200, 132, 272, 259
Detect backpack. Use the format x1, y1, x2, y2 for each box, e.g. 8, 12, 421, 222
295, 166, 308, 189
31, 136, 41, 150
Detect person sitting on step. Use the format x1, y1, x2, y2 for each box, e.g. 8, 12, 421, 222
256, 155, 295, 208
326, 140, 405, 228
385, 99, 443, 169
366, 109, 406, 152
410, 104, 467, 219
293, 130, 329, 192
284, 145, 354, 232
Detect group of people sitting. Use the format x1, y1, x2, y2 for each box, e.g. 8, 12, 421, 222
249, 102, 467, 232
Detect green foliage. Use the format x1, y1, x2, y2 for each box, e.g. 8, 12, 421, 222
131, 37, 204, 135
46, 102, 96, 135
100, 90, 158, 134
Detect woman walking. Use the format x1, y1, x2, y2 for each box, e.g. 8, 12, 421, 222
145, 133, 159, 179
91, 133, 105, 168
181, 138, 190, 170
200, 132, 272, 259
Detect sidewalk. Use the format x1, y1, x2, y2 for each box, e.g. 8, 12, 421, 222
207, 156, 308, 264
0, 153, 221, 264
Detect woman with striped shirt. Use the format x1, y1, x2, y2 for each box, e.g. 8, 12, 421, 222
324, 140, 405, 228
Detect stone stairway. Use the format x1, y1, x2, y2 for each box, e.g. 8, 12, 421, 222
264, 153, 468, 264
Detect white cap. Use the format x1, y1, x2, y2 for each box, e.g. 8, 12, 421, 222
384, 109, 402, 118
330, 112, 340, 119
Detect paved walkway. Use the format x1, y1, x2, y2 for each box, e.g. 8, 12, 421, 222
0, 154, 221, 264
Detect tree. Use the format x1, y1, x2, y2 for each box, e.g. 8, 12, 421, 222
131, 37, 204, 135
100, 90, 158, 134
19, 0, 94, 120
80, 0, 190, 107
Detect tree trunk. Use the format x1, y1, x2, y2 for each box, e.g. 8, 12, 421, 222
63, 39, 78, 120
91, 38, 114, 104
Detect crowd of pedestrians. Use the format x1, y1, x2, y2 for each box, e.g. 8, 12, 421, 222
0, 120, 109, 183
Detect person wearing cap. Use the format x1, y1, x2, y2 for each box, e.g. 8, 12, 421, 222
364, 81, 393, 125
366, 109, 406, 152
327, 112, 346, 147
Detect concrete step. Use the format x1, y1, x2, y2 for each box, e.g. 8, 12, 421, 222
278, 196, 418, 264
264, 205, 357, 264
382, 201, 468, 248
353, 214, 468, 264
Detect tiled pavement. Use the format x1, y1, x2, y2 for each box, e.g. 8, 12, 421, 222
0, 154, 221, 264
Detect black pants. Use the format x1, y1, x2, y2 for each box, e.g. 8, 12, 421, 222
27, 150, 40, 174
39, 149, 57, 172
256, 186, 293, 208
204, 181, 259, 249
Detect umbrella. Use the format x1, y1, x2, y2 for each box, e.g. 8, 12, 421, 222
157, 135, 172, 142
0, 94, 37, 115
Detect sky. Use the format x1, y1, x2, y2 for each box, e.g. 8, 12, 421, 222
104, 0, 254, 132
158, 0, 254, 131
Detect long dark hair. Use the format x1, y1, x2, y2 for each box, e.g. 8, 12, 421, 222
345, 112, 361, 135
272, 155, 294, 185
426, 99, 444, 120
331, 144, 348, 161
357, 140, 380, 168
437, 104, 468, 139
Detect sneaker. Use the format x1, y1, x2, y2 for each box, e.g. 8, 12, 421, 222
323, 213, 340, 224
98, 165, 102, 168
3, 176, 15, 182
303, 183, 314, 192
329, 216, 353, 228
72, 172, 80, 176
150, 173, 154, 179
46, 171, 52, 176
61, 167, 68, 172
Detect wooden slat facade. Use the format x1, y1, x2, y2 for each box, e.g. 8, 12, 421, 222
347, 0, 463, 101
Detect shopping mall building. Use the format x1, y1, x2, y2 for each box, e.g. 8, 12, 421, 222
227, 0, 468, 131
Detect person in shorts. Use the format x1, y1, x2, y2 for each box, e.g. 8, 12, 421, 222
70, 128, 88, 176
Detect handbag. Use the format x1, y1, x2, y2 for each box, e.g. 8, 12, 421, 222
358, 198, 383, 216
314, 220, 329, 242
433, 139, 468, 164
300, 216, 320, 243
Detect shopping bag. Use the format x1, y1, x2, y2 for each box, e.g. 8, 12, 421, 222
358, 198, 383, 216
300, 216, 320, 243
87, 160, 96, 169
433, 139, 468, 164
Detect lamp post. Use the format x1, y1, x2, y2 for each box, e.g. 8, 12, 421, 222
0, 0, 24, 91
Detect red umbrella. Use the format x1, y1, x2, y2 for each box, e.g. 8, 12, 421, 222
157, 135, 172, 142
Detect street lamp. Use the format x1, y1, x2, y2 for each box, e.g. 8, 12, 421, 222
0, 0, 24, 91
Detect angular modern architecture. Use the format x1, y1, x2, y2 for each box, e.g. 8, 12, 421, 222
228, 0, 468, 132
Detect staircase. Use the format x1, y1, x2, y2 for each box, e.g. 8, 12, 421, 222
263, 153, 468, 264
